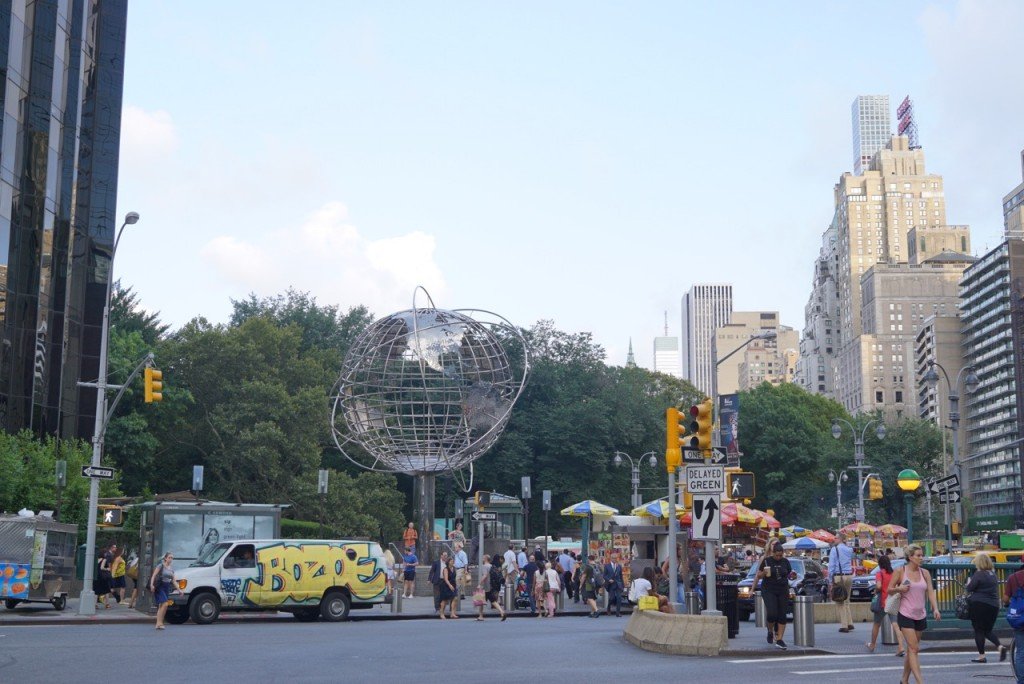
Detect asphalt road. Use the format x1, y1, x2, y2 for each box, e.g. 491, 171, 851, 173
0, 616, 1009, 683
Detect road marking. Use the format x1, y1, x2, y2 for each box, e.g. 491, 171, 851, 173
729, 651, 974, 664
791, 663, 973, 675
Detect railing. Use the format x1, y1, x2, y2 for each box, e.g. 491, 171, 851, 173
923, 562, 1018, 620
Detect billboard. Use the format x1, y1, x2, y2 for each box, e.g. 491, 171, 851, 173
719, 394, 740, 455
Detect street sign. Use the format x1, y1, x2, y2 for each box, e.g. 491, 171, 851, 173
681, 447, 727, 464
470, 511, 497, 522
682, 447, 705, 463
81, 465, 115, 480
927, 474, 960, 494
728, 472, 756, 499
691, 494, 722, 541
709, 447, 727, 465
938, 490, 962, 505
685, 465, 725, 493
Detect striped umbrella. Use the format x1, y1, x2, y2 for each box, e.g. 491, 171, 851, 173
722, 502, 760, 524
876, 524, 907, 536
839, 522, 877, 535
560, 500, 619, 517
780, 525, 810, 537
630, 499, 670, 519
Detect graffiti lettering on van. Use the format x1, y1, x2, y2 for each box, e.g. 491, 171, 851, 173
243, 542, 386, 606
221, 578, 243, 604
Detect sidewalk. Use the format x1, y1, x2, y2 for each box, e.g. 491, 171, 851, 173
0, 596, 978, 657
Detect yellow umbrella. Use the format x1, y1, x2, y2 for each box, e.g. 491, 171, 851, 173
630, 499, 670, 519
560, 500, 619, 517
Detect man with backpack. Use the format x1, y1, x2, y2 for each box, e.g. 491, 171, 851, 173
1003, 564, 1024, 683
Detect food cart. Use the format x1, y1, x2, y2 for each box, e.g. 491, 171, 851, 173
0, 513, 77, 611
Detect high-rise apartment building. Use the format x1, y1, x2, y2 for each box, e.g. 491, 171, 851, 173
1004, 149, 1024, 240
0, 0, 129, 439
652, 313, 682, 378
681, 284, 732, 397
714, 311, 798, 394
959, 240, 1024, 520
914, 314, 968, 467
852, 95, 891, 176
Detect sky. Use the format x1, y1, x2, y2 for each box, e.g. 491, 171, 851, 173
114, 0, 1024, 371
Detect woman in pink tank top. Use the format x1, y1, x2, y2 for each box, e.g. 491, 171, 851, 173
888, 544, 940, 684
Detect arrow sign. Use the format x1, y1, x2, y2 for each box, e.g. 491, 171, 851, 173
709, 447, 727, 465
938, 490, 962, 505
470, 511, 497, 522
81, 465, 115, 480
682, 447, 705, 463
691, 494, 722, 541
928, 474, 960, 495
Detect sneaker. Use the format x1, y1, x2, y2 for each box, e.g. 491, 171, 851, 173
767, 629, 774, 644
775, 639, 788, 650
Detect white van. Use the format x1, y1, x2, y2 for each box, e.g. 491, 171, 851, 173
167, 539, 389, 624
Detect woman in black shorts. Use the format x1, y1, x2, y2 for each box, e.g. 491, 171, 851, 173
756, 541, 792, 650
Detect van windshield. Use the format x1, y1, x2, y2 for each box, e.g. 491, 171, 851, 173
191, 542, 232, 567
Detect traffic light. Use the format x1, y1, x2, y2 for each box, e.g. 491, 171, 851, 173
144, 367, 163, 403
665, 407, 687, 471
688, 398, 713, 452
727, 471, 756, 499
868, 476, 883, 500
98, 505, 123, 527
475, 491, 491, 508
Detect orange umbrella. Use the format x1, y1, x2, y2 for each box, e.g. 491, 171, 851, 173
809, 529, 837, 543
721, 502, 760, 524
679, 509, 737, 526
757, 512, 781, 529
839, 522, 876, 535
875, 524, 907, 536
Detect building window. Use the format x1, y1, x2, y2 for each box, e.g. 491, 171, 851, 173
876, 390, 884, 403
895, 391, 903, 403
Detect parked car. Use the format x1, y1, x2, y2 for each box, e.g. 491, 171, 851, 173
736, 557, 828, 621
849, 558, 906, 602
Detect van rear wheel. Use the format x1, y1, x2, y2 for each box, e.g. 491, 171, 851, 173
319, 591, 350, 622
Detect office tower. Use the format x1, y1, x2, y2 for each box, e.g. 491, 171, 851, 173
714, 312, 798, 394
653, 313, 682, 378
1005, 149, 1024, 239
0, 0, 130, 439
959, 240, 1024, 520
852, 95, 891, 175
681, 284, 732, 396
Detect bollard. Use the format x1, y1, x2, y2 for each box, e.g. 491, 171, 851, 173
504, 579, 514, 612
755, 591, 765, 628
881, 613, 897, 645
684, 591, 701, 615
603, 589, 609, 612
793, 595, 815, 647
392, 586, 402, 613
556, 588, 564, 612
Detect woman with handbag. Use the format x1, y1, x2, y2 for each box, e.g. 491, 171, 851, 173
543, 560, 561, 618
473, 554, 507, 622
965, 552, 1006, 663
887, 544, 941, 684
866, 555, 906, 655
533, 563, 547, 618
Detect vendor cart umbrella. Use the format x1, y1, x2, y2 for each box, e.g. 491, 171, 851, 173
839, 522, 877, 535
780, 525, 810, 537
560, 500, 619, 562
721, 502, 760, 524
679, 509, 737, 526
756, 511, 781, 529
782, 536, 830, 551
809, 529, 837, 543
875, 523, 907, 536
630, 499, 670, 519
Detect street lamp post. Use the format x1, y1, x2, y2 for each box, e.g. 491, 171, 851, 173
897, 469, 922, 543
922, 361, 979, 548
614, 451, 657, 509
78, 211, 140, 616
827, 469, 849, 526
831, 418, 886, 522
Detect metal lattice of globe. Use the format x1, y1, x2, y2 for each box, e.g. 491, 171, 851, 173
331, 289, 529, 474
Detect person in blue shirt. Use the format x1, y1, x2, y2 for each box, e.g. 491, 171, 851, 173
403, 547, 418, 599
828, 534, 855, 632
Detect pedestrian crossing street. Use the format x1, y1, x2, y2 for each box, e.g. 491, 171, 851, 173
729, 651, 1005, 681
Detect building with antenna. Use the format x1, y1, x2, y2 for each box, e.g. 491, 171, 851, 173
652, 312, 681, 378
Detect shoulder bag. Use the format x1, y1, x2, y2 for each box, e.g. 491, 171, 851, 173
884, 568, 903, 617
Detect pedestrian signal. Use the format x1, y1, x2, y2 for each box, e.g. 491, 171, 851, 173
475, 491, 491, 508
98, 505, 123, 527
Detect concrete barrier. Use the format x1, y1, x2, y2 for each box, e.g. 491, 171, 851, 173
812, 601, 874, 624
623, 609, 728, 656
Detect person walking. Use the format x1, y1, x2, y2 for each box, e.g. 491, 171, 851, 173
756, 541, 792, 650
580, 559, 601, 618
475, 555, 507, 622
149, 552, 182, 630
402, 522, 418, 554
557, 549, 574, 602
522, 553, 539, 615
604, 556, 624, 616
829, 534, 855, 632
887, 544, 941, 684
402, 546, 417, 598
965, 552, 1006, 664
108, 547, 127, 606
438, 555, 458, 619
866, 554, 906, 655
447, 521, 466, 547
453, 542, 469, 609
383, 547, 396, 595
543, 560, 561, 618
533, 562, 548, 617
1002, 562, 1024, 683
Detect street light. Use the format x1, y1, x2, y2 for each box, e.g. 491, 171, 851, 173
827, 469, 849, 526
922, 360, 979, 547
897, 469, 922, 543
831, 418, 885, 522
614, 451, 657, 509
78, 211, 140, 616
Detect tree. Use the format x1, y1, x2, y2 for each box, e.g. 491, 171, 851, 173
861, 417, 944, 527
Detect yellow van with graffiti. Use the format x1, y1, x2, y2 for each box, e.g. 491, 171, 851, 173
168, 539, 388, 624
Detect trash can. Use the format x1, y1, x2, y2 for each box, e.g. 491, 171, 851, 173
716, 581, 739, 638
755, 591, 766, 628
684, 591, 701, 615
793, 594, 815, 647
881, 613, 898, 645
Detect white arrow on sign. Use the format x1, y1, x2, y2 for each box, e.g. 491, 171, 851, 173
470, 511, 497, 522
81, 465, 115, 480
938, 490, 962, 504
691, 494, 721, 541
927, 474, 960, 495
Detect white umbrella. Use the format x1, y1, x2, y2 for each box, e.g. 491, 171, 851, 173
781, 537, 829, 551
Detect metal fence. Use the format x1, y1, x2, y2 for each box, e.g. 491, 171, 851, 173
923, 562, 1018, 620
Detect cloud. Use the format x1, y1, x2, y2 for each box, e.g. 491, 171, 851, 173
119, 105, 178, 167
199, 201, 447, 316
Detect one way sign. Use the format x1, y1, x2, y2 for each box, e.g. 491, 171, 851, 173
691, 494, 721, 541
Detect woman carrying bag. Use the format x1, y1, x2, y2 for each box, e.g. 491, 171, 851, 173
964, 552, 1006, 664
887, 544, 941, 684
866, 554, 906, 656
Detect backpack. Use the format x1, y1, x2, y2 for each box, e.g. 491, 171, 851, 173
593, 568, 606, 589
1007, 587, 1024, 630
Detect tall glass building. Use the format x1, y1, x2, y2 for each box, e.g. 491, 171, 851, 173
851, 95, 891, 175
0, 0, 129, 439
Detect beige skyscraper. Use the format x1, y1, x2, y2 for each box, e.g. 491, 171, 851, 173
714, 312, 798, 395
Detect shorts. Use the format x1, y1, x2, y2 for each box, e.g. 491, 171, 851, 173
872, 606, 886, 624
581, 589, 597, 601
403, 568, 416, 581
897, 613, 927, 631
110, 576, 125, 589
485, 590, 499, 604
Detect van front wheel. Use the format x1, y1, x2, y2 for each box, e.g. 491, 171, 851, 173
320, 591, 350, 622
189, 593, 221, 625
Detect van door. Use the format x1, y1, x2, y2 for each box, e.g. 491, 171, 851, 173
220, 543, 259, 607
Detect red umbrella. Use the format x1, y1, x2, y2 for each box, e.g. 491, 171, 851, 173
679, 509, 737, 526
809, 529, 837, 543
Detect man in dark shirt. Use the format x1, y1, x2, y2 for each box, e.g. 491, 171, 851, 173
522, 557, 539, 615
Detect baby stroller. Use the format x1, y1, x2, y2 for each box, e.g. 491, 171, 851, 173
514, 575, 532, 610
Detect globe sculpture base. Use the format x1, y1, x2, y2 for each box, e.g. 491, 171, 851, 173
414, 473, 436, 563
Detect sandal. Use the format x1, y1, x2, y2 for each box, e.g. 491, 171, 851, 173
895, 651, 905, 657
971, 657, 987, 663
866, 642, 876, 652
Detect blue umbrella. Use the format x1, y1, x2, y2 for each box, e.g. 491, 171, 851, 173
782, 536, 829, 551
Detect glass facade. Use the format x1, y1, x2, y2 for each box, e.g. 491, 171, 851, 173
0, 0, 128, 440
851, 95, 891, 176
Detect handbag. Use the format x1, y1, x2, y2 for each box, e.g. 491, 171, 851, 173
472, 588, 485, 607
955, 592, 971, 621
884, 591, 901, 617
542, 576, 550, 593
870, 592, 882, 614
830, 583, 848, 602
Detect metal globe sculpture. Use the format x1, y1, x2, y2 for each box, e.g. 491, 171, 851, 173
331, 289, 529, 475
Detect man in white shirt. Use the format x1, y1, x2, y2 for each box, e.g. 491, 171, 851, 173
452, 543, 469, 610
503, 544, 518, 581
